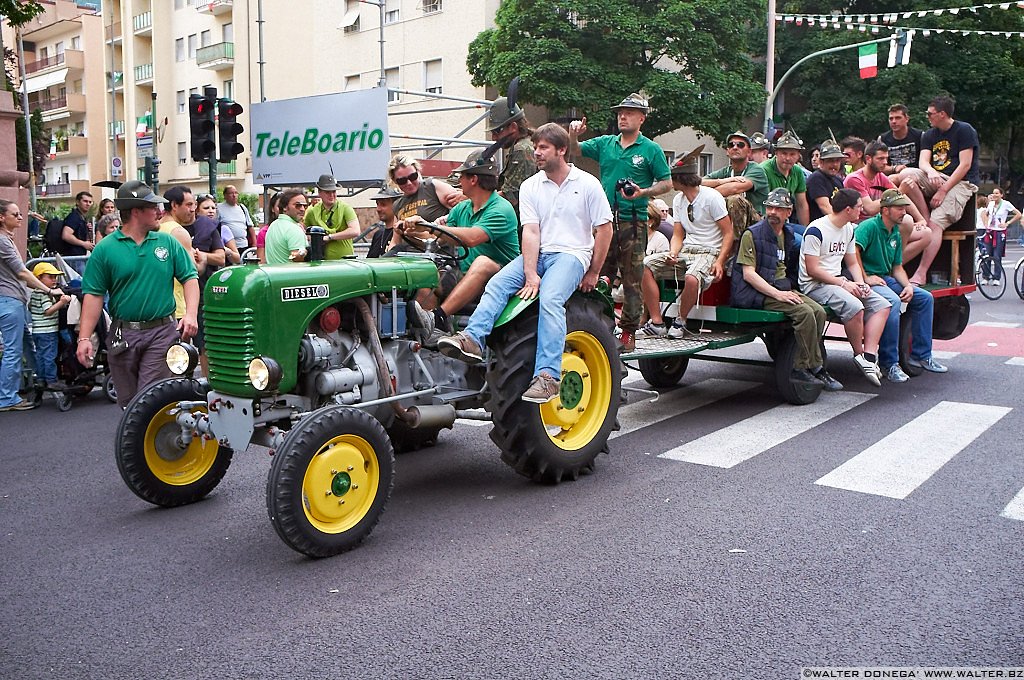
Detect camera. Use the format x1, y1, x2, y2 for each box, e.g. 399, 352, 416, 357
615, 178, 638, 198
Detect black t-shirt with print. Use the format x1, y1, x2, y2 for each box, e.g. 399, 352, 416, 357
880, 126, 923, 170
806, 170, 845, 223
921, 120, 980, 184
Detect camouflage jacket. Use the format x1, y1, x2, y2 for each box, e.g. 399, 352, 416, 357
498, 136, 536, 207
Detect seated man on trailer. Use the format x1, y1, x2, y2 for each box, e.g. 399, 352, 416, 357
854, 189, 948, 382
730, 188, 842, 391
400, 149, 521, 345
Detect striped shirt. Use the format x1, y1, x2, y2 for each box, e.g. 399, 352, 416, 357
29, 290, 59, 334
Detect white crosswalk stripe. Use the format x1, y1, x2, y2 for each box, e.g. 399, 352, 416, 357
815, 401, 1013, 499
1000, 487, 1024, 521
1004, 356, 1024, 366
611, 378, 760, 440
971, 321, 1020, 328
658, 391, 876, 468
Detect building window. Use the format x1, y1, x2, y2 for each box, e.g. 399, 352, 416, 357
200, 30, 211, 48
223, 22, 233, 43
187, 34, 197, 59
72, 79, 82, 93
423, 59, 442, 94
340, 0, 360, 33
189, 87, 199, 99
384, 0, 399, 24
700, 153, 713, 176
175, 38, 185, 62
55, 41, 64, 56
178, 142, 187, 165
175, 0, 185, 8
70, 36, 80, 50
176, 90, 186, 114
385, 68, 399, 103
344, 74, 360, 92
222, 79, 233, 99
423, 0, 441, 13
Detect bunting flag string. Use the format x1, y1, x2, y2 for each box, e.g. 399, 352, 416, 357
778, 2, 1024, 25
777, 15, 1024, 38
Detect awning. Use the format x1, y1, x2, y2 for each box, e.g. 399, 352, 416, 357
26, 67, 69, 94
337, 7, 360, 29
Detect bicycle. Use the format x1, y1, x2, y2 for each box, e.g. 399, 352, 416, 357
1013, 255, 1024, 300
975, 241, 1005, 300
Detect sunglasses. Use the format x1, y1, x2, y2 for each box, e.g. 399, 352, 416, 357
395, 172, 419, 186
292, 202, 309, 209
687, 204, 695, 223
727, 141, 748, 149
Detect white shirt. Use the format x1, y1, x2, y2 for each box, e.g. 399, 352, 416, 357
520, 165, 613, 270
646, 229, 669, 255
799, 214, 855, 291
988, 200, 1017, 232
672, 186, 728, 250
217, 202, 252, 248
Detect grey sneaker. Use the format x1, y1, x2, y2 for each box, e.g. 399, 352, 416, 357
667, 321, 697, 339
521, 372, 561, 403
437, 332, 483, 364
908, 356, 948, 373
884, 364, 910, 383
813, 368, 844, 392
853, 354, 882, 387
422, 328, 446, 349
639, 321, 668, 337
411, 301, 435, 335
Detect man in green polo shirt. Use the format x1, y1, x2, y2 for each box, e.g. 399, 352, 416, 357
567, 93, 672, 351
761, 130, 810, 227
703, 130, 770, 239
76, 181, 199, 407
402, 150, 520, 345
304, 173, 360, 259
854, 188, 947, 383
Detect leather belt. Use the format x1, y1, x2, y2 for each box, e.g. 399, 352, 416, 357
117, 316, 174, 331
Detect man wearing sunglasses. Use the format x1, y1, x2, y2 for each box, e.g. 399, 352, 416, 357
389, 156, 465, 225
303, 174, 360, 260
264, 190, 310, 264
702, 130, 770, 238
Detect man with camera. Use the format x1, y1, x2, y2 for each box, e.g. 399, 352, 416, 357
568, 93, 672, 351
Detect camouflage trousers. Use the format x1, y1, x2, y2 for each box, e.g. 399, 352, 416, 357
727, 195, 760, 241
601, 222, 647, 332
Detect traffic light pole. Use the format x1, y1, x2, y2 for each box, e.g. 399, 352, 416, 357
151, 91, 160, 194
205, 86, 217, 197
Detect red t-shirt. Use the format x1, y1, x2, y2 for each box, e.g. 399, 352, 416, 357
843, 169, 894, 222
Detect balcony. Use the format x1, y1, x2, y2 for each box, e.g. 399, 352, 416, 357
134, 63, 154, 84
52, 135, 89, 158
38, 94, 88, 122
109, 120, 126, 139
133, 11, 152, 36
24, 49, 84, 77
37, 179, 91, 199
105, 21, 122, 44
108, 71, 124, 92
199, 160, 237, 177
196, 42, 234, 70
196, 0, 233, 15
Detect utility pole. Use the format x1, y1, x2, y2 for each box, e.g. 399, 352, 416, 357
16, 26, 37, 211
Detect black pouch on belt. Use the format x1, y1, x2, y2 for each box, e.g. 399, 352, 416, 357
108, 320, 130, 356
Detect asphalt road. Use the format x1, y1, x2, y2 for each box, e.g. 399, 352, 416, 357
3, 256, 1024, 679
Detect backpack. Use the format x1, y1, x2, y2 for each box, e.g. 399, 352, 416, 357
44, 217, 66, 254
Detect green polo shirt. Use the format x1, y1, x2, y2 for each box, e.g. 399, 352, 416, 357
304, 200, 359, 259
580, 133, 671, 221
446, 191, 520, 272
760, 157, 807, 196
81, 229, 197, 322
265, 215, 308, 265
854, 215, 902, 277
705, 161, 770, 213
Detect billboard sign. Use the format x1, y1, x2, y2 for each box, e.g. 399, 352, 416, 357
250, 87, 390, 185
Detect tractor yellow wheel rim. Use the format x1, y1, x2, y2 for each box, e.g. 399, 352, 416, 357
143, 405, 219, 486
301, 434, 380, 534
538, 330, 612, 450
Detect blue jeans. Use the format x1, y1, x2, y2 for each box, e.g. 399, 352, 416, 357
872, 275, 934, 369
32, 331, 59, 383
789, 222, 806, 248
465, 253, 585, 379
0, 295, 27, 407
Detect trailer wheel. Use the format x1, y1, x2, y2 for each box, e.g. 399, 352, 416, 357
267, 406, 394, 558
487, 298, 620, 484
638, 356, 689, 388
774, 331, 823, 405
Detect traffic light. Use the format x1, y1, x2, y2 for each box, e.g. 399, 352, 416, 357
143, 156, 161, 188
217, 98, 244, 162
189, 93, 216, 162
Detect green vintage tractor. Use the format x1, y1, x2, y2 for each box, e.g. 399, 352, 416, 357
114, 245, 621, 558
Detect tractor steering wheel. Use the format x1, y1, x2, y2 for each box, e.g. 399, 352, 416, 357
401, 221, 470, 263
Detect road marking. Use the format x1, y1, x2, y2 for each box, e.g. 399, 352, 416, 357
932, 350, 960, 360
456, 409, 491, 427
1005, 356, 1024, 366
658, 391, 876, 467
972, 321, 1020, 328
815, 401, 1012, 499
612, 378, 760, 440
1000, 487, 1024, 521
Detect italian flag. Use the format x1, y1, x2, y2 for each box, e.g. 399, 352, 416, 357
859, 44, 878, 79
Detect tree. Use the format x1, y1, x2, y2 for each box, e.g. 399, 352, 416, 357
0, 1, 45, 27
16, 108, 48, 176
467, 0, 767, 141
760, 0, 1024, 178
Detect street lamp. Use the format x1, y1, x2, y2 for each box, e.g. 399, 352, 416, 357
358, 0, 387, 89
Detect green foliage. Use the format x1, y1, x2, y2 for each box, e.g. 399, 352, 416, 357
762, 1, 1024, 151
213, 187, 259, 214
15, 108, 48, 176
0, 1, 45, 27
468, 0, 767, 140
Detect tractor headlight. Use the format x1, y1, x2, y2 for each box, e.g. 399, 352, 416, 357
247, 356, 282, 391
166, 342, 199, 376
